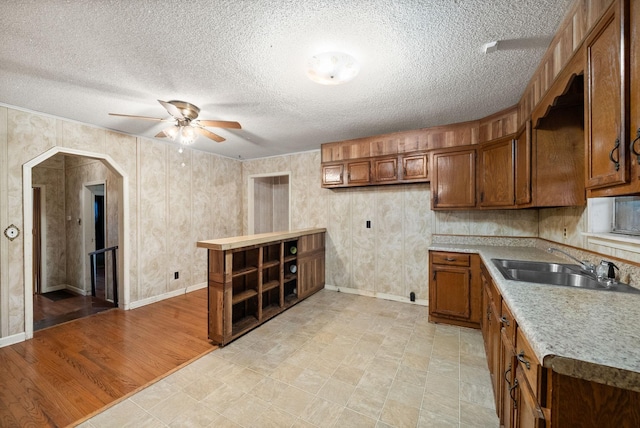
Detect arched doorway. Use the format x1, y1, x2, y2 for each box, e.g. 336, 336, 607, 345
23, 147, 130, 339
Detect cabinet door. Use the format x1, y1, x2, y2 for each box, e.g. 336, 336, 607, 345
514, 368, 545, 428
322, 163, 344, 186
430, 266, 471, 320
478, 137, 515, 207
500, 336, 516, 428
515, 123, 532, 205
402, 153, 429, 180
585, 0, 630, 189
432, 147, 476, 209
489, 297, 502, 407
347, 161, 371, 185
373, 156, 398, 182
297, 233, 325, 299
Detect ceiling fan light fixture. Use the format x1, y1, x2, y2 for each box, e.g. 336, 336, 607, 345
307, 52, 360, 85
164, 125, 180, 140
179, 125, 198, 145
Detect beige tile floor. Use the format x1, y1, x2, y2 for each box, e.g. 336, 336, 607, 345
80, 290, 499, 428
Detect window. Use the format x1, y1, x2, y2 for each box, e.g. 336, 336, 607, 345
613, 196, 640, 236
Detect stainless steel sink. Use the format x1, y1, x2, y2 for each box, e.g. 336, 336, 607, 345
493, 259, 583, 274
492, 259, 640, 294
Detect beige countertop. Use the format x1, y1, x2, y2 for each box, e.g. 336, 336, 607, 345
197, 228, 326, 251
429, 243, 640, 392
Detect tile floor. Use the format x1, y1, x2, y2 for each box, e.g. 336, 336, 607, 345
80, 290, 499, 427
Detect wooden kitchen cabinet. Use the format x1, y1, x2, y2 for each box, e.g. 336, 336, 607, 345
198, 229, 325, 346
589, 0, 640, 197
401, 152, 429, 181
321, 160, 371, 187
372, 156, 398, 183
429, 251, 481, 328
513, 366, 546, 428
346, 160, 371, 185
431, 146, 477, 209
295, 232, 325, 299
514, 122, 532, 206
585, 0, 630, 190
321, 151, 431, 188
478, 135, 516, 208
322, 163, 344, 186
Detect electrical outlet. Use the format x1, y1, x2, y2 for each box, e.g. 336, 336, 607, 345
174, 271, 179, 280
563, 228, 567, 238
366, 220, 371, 228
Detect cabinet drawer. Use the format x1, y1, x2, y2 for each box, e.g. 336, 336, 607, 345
516, 328, 543, 400
431, 251, 470, 267
501, 300, 516, 347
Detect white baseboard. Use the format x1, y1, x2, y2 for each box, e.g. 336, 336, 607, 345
128, 282, 207, 310
324, 284, 428, 306
65, 284, 90, 296
0, 332, 27, 348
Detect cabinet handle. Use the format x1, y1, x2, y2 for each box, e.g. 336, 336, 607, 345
500, 315, 510, 326
504, 365, 512, 384
631, 128, 640, 164
517, 351, 531, 370
509, 379, 519, 409
487, 305, 492, 321
609, 138, 621, 171
445, 257, 456, 262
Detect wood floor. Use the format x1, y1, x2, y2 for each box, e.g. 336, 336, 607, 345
0, 288, 214, 428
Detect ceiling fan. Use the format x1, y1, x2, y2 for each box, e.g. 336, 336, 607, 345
109, 100, 241, 144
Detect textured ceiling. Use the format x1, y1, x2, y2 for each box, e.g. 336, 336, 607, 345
0, 0, 573, 160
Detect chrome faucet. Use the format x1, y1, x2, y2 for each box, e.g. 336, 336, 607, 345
547, 247, 596, 273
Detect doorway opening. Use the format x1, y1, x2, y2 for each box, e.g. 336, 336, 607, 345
248, 172, 291, 234
25, 149, 129, 337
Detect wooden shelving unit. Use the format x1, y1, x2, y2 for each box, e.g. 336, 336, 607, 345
197, 228, 326, 346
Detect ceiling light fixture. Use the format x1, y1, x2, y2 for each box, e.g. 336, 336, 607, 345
307, 52, 360, 85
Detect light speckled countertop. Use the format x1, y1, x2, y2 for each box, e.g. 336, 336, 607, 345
430, 243, 640, 392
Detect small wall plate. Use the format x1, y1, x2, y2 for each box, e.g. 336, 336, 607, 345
4, 224, 19, 241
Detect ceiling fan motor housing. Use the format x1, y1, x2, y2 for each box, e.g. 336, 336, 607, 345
168, 100, 200, 120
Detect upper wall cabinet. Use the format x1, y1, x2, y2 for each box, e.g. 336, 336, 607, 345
431, 146, 476, 209
514, 122, 532, 206
478, 135, 515, 208
585, 0, 630, 189
321, 152, 431, 188
589, 0, 640, 197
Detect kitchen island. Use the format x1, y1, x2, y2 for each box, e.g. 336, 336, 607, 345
198, 228, 325, 346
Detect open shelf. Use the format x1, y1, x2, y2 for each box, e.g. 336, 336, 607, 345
262, 259, 280, 269
262, 280, 280, 292
232, 265, 258, 277
232, 289, 258, 305
232, 315, 259, 336
261, 304, 281, 321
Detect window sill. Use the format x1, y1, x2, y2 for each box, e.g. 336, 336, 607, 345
583, 232, 640, 255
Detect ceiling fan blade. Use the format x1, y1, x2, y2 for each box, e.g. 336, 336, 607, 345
197, 120, 242, 129
194, 126, 225, 143
109, 113, 170, 122
158, 100, 185, 120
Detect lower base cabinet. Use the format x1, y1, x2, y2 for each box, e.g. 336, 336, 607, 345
428, 251, 481, 328
198, 229, 325, 346
435, 256, 640, 427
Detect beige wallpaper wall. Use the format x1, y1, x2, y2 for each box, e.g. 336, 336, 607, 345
2, 106, 636, 341
0, 107, 242, 338
32, 158, 66, 292
64, 155, 119, 294
241, 152, 540, 302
